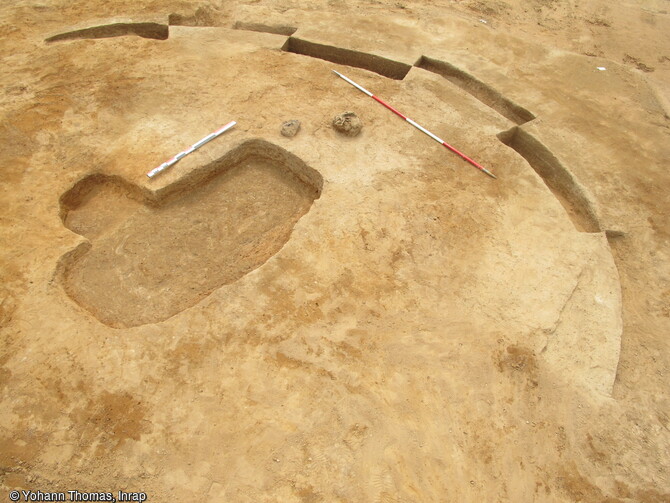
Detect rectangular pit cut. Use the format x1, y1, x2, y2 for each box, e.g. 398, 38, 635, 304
58, 140, 323, 328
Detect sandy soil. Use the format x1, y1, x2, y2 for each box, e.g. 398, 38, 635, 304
1, 0, 669, 501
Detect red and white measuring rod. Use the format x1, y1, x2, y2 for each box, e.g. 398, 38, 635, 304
147, 121, 237, 178
332, 70, 496, 179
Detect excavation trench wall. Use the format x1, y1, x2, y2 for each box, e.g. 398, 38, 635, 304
498, 127, 601, 233
282, 37, 412, 80
233, 21, 297, 36
416, 56, 535, 125
45, 22, 169, 42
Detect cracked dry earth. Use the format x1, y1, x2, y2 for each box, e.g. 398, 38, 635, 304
1, 0, 669, 501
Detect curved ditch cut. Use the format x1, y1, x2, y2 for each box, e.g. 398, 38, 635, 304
57, 140, 323, 328
233, 21, 297, 36
416, 56, 535, 125
498, 127, 601, 233
45, 23, 169, 43
282, 37, 411, 80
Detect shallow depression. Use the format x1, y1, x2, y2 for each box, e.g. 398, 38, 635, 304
60, 146, 321, 328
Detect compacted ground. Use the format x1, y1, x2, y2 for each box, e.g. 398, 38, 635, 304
1, 0, 669, 501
